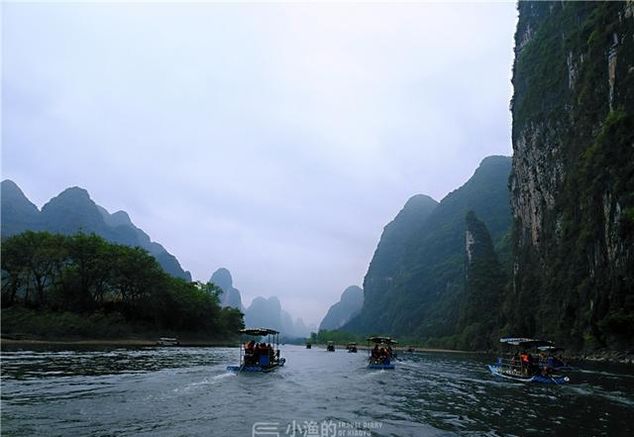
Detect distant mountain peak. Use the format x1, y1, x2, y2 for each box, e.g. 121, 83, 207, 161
480, 155, 511, 165
1, 179, 39, 212
56, 186, 92, 200
1, 179, 41, 235
319, 285, 364, 331
109, 210, 133, 227
210, 267, 242, 310
211, 267, 233, 289
244, 294, 309, 337
340, 285, 364, 303
405, 193, 438, 206
475, 155, 512, 174
2, 179, 23, 194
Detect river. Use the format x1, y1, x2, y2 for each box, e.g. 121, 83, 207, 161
1, 345, 633, 436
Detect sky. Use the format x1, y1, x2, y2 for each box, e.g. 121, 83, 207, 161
2, 1, 518, 327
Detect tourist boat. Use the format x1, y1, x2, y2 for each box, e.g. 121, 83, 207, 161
407, 345, 416, 353
326, 341, 335, 352
346, 343, 358, 353
488, 337, 570, 384
226, 328, 286, 373
306, 342, 312, 349
367, 336, 397, 369
156, 337, 179, 346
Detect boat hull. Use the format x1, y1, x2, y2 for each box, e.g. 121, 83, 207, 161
488, 364, 569, 384
227, 358, 286, 373
368, 362, 395, 370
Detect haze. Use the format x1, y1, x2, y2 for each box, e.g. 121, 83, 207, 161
2, 1, 517, 326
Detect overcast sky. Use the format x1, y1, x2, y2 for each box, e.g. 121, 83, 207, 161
2, 1, 517, 326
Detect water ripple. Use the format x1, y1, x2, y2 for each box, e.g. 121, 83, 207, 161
1, 346, 633, 436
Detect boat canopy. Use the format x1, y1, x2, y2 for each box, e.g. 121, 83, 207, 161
499, 337, 553, 348
239, 328, 279, 336
538, 345, 564, 352
367, 336, 398, 344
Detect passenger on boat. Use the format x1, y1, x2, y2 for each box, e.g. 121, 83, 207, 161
519, 352, 529, 374
387, 346, 393, 359
244, 341, 257, 365
378, 347, 391, 364
510, 353, 520, 371
245, 340, 255, 353
372, 345, 380, 359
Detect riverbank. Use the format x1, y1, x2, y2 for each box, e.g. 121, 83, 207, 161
0, 335, 237, 348
570, 350, 634, 365
307, 342, 633, 365
1, 306, 239, 349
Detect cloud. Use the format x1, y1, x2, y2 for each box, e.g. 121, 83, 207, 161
1, 2, 517, 325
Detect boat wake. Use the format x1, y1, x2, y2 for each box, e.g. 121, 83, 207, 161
566, 384, 634, 407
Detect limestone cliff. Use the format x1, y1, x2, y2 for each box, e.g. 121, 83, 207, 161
509, 1, 634, 349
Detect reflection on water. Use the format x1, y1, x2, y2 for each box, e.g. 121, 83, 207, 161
1, 346, 633, 436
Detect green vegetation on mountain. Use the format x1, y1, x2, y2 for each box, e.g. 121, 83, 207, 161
356, 195, 438, 332
345, 156, 512, 346
1, 180, 191, 281
458, 211, 506, 350
1, 231, 243, 339
310, 330, 364, 346
508, 1, 634, 351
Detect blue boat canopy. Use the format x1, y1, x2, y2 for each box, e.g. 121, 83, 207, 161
240, 328, 279, 336
499, 337, 553, 348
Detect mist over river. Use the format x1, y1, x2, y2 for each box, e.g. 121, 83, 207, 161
2, 345, 633, 436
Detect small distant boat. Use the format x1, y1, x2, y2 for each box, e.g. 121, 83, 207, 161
306, 343, 312, 349
326, 341, 335, 352
488, 338, 570, 384
367, 336, 397, 369
407, 345, 416, 353
156, 337, 179, 346
346, 342, 358, 353
227, 328, 286, 373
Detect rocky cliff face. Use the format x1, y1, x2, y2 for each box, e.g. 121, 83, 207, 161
509, 1, 634, 349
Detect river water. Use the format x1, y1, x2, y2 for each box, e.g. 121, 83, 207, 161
1, 345, 633, 436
